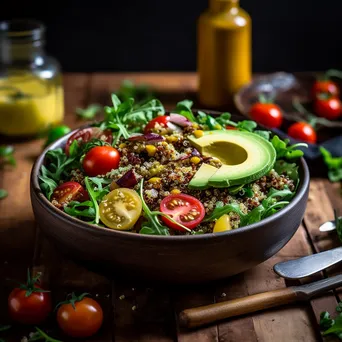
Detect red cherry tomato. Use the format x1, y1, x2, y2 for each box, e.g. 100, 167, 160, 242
51, 181, 89, 208
8, 285, 52, 325
57, 296, 103, 338
65, 128, 113, 155
287, 122, 317, 144
160, 194, 205, 231
314, 97, 342, 120
312, 80, 339, 99
226, 125, 237, 130
144, 116, 170, 134
249, 103, 283, 129
83, 146, 120, 176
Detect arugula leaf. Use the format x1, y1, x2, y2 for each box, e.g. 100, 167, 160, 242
320, 147, 342, 182
322, 314, 342, 339
0, 145, 16, 167
0, 189, 8, 199
64, 201, 96, 220
320, 311, 335, 331
174, 100, 197, 122
39, 175, 58, 199
76, 104, 102, 120
274, 160, 299, 184
241, 205, 265, 225
236, 120, 257, 132
215, 112, 233, 126
204, 202, 244, 222
116, 80, 154, 104
254, 130, 271, 140
271, 135, 307, 160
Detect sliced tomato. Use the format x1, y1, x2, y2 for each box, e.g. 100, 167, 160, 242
65, 127, 113, 155
99, 188, 142, 230
144, 116, 170, 134
83, 146, 120, 176
160, 194, 205, 231
51, 181, 89, 208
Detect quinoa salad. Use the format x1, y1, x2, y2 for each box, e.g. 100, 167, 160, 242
39, 95, 306, 236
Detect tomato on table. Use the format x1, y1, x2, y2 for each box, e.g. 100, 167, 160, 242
312, 80, 339, 99
56, 293, 103, 338
51, 181, 89, 208
99, 188, 142, 230
65, 127, 113, 155
83, 146, 120, 176
8, 270, 52, 325
287, 122, 317, 144
144, 116, 170, 134
249, 102, 283, 129
160, 193, 205, 231
314, 96, 342, 120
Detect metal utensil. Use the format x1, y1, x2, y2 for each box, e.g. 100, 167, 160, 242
180, 274, 342, 329
274, 247, 342, 279
320, 219, 338, 232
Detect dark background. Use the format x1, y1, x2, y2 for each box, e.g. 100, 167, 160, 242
2, 0, 342, 73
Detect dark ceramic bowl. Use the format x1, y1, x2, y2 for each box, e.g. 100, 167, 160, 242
30, 121, 310, 283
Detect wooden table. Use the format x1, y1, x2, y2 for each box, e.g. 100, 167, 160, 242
0, 73, 341, 342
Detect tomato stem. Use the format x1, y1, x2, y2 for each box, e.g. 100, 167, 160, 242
30, 327, 62, 342
325, 69, 342, 80
55, 292, 90, 311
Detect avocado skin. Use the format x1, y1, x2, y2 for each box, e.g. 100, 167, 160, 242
188, 130, 276, 188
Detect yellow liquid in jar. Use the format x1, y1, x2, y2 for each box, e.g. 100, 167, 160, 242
0, 74, 64, 136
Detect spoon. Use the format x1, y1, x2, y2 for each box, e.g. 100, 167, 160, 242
319, 218, 341, 232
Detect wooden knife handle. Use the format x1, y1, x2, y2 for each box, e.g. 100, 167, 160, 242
179, 287, 297, 329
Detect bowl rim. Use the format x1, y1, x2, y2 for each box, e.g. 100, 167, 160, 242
31, 123, 310, 242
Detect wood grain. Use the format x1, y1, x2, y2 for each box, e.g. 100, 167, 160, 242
0, 73, 341, 342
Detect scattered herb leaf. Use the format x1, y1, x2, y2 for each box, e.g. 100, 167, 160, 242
0, 146, 16, 167
76, 104, 102, 120
320, 147, 342, 183
0, 189, 8, 199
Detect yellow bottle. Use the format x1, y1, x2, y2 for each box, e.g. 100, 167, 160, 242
198, 0, 251, 108
0, 20, 64, 136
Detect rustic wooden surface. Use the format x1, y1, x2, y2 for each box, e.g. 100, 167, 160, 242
0, 73, 341, 342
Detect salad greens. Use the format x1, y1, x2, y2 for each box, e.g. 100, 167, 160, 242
0, 145, 16, 167
320, 303, 342, 340
320, 147, 342, 182
39, 94, 305, 235
0, 189, 8, 200
76, 104, 102, 120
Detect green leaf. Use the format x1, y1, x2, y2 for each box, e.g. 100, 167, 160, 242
204, 202, 244, 222
64, 201, 96, 219
0, 189, 8, 199
111, 94, 121, 111
241, 205, 265, 225
115, 80, 154, 104
76, 104, 102, 120
236, 120, 257, 132
254, 130, 271, 140
0, 145, 16, 167
274, 160, 299, 184
271, 135, 307, 160
0, 325, 11, 332
320, 311, 335, 331
323, 314, 342, 337
215, 112, 232, 126
320, 147, 342, 182
39, 175, 57, 200
174, 100, 197, 122
335, 210, 342, 244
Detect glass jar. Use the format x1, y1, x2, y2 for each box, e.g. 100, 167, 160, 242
198, 0, 251, 108
0, 20, 64, 136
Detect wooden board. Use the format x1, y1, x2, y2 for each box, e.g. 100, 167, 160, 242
0, 73, 341, 342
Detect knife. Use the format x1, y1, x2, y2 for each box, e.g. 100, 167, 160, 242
179, 274, 342, 329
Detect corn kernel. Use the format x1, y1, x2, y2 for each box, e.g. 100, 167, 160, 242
190, 156, 201, 164
193, 123, 199, 129
148, 177, 161, 184
146, 145, 157, 156
119, 143, 126, 148
171, 189, 181, 195
166, 136, 179, 143
194, 130, 204, 138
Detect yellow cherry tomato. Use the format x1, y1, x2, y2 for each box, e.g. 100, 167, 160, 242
213, 214, 232, 233
99, 188, 142, 230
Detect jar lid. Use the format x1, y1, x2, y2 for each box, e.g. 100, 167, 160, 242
0, 19, 44, 42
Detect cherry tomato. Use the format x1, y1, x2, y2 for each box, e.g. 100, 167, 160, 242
99, 188, 142, 230
65, 127, 113, 155
57, 296, 103, 338
160, 194, 205, 231
83, 146, 120, 176
287, 122, 317, 144
249, 103, 283, 129
314, 97, 342, 120
225, 125, 237, 130
312, 80, 339, 99
8, 285, 52, 324
51, 181, 89, 208
144, 116, 170, 134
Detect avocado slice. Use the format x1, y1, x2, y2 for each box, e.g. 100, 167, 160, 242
188, 163, 218, 189
188, 130, 276, 188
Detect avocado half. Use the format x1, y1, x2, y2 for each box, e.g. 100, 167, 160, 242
188, 130, 276, 188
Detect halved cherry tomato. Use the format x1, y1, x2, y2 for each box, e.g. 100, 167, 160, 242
57, 294, 103, 338
314, 96, 342, 120
65, 127, 113, 155
99, 188, 142, 230
225, 125, 237, 130
312, 80, 339, 99
249, 103, 283, 129
160, 193, 205, 231
144, 116, 170, 134
287, 122, 317, 144
83, 146, 120, 176
51, 181, 89, 208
